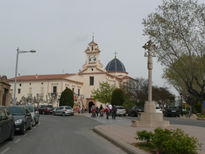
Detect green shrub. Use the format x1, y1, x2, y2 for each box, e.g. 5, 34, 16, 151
197, 114, 205, 118
111, 88, 124, 106
137, 130, 153, 144
136, 128, 201, 154
59, 88, 74, 107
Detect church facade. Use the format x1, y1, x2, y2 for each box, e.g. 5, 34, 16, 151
9, 40, 137, 110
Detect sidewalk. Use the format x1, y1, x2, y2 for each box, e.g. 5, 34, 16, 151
81, 112, 205, 154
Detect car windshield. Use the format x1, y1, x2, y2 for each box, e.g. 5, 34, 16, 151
116, 106, 124, 109
66, 106, 72, 109
7, 106, 25, 115
27, 106, 34, 112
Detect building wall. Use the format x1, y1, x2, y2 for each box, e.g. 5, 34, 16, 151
9, 79, 83, 103
0, 76, 11, 106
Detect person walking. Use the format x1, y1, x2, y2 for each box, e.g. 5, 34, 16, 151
96, 106, 99, 117
99, 105, 104, 117
112, 105, 117, 119
105, 105, 110, 120
91, 105, 96, 117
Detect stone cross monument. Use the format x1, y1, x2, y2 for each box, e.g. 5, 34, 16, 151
132, 40, 170, 128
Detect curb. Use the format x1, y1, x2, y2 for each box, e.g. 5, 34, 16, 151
93, 126, 148, 154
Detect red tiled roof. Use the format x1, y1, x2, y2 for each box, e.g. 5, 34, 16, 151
9, 73, 75, 81
122, 76, 138, 81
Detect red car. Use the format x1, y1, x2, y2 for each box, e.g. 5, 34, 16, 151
38, 105, 53, 114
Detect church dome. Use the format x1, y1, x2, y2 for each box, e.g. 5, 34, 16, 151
105, 58, 126, 72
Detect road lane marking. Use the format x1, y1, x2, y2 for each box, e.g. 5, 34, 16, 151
14, 138, 21, 143
0, 147, 10, 154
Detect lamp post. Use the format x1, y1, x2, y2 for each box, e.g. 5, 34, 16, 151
13, 48, 36, 105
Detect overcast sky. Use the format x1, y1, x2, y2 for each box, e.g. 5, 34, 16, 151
1, 0, 204, 96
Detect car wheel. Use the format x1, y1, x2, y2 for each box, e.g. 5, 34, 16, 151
8, 126, 15, 140
21, 124, 26, 134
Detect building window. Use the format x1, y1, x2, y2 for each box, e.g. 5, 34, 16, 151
41, 82, 44, 85
72, 88, 74, 92
19, 83, 22, 87
29, 83, 31, 85
18, 88, 21, 94
90, 76, 94, 86
53, 86, 57, 93
78, 89, 80, 96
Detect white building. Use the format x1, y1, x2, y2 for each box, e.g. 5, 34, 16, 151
9, 40, 137, 111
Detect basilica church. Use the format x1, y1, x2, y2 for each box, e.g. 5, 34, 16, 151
9, 40, 137, 110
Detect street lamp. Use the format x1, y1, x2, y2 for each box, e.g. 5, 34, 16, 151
13, 48, 36, 105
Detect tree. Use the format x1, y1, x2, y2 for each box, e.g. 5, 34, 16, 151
59, 88, 74, 107
111, 88, 125, 106
152, 87, 175, 108
91, 81, 115, 104
143, 0, 205, 113
123, 77, 175, 106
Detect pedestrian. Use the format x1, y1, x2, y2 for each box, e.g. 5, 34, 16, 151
91, 105, 96, 117
96, 106, 99, 117
105, 105, 110, 119
99, 104, 104, 117
112, 105, 117, 119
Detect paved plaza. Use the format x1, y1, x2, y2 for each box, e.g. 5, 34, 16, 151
81, 113, 205, 154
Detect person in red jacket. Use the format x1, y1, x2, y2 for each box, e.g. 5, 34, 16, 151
105, 105, 110, 119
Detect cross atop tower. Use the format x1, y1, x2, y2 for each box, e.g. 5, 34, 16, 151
92, 33, 95, 42
114, 51, 118, 58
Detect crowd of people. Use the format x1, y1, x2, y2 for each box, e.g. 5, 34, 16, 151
91, 104, 117, 120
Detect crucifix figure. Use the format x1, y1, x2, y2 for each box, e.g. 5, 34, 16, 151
114, 51, 117, 58
143, 40, 156, 102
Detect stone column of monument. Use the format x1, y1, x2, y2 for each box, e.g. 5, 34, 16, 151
132, 40, 169, 128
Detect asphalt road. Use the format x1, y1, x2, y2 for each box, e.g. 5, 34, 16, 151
0, 115, 125, 154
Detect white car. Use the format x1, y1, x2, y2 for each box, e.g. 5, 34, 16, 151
116, 106, 126, 116
156, 106, 162, 113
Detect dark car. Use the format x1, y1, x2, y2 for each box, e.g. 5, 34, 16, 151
7, 106, 32, 134
0, 107, 15, 143
164, 107, 180, 117
128, 106, 144, 117
38, 105, 53, 114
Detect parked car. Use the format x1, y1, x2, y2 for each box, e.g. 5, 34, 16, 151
0, 106, 15, 143
53, 106, 74, 116
164, 107, 180, 117
38, 105, 53, 114
128, 106, 144, 117
25, 105, 39, 126
116, 106, 126, 116
7, 106, 32, 134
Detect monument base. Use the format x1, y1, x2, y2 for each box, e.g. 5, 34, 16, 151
131, 101, 170, 128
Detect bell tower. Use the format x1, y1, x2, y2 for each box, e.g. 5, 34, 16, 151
83, 38, 103, 69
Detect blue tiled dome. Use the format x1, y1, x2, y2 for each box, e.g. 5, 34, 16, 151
105, 58, 126, 72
